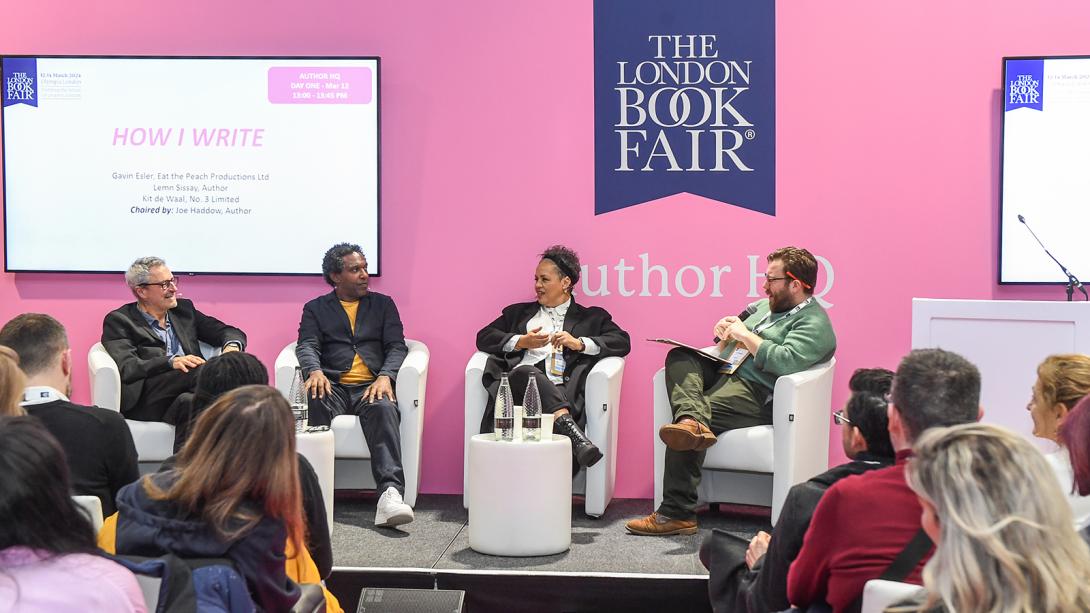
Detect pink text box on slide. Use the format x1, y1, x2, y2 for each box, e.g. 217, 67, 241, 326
267, 67, 372, 104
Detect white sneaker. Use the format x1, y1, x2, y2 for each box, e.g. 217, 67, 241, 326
374, 486, 414, 528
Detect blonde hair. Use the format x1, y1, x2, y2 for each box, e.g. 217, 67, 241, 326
1036, 354, 1090, 411
906, 423, 1090, 612
0, 346, 27, 417
145, 385, 304, 549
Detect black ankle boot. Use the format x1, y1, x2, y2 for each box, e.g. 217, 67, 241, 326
553, 414, 603, 468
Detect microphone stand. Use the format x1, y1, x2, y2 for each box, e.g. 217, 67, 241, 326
1018, 214, 1089, 302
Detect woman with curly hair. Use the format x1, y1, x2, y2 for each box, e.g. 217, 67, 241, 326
476, 245, 631, 467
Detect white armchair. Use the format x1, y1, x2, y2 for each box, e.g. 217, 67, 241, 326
274, 340, 429, 508
463, 352, 625, 518
653, 356, 836, 524
87, 341, 219, 471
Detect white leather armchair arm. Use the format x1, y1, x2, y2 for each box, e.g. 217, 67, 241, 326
88, 342, 122, 411
463, 351, 491, 507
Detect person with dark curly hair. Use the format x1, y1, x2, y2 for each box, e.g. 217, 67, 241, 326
476, 245, 631, 468
295, 243, 413, 528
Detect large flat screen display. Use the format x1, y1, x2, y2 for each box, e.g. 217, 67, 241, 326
2, 56, 381, 275
1000, 55, 1090, 285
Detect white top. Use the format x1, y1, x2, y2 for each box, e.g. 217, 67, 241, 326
1046, 449, 1090, 529
502, 298, 600, 384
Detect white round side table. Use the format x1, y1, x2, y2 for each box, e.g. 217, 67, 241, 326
467, 433, 572, 556
296, 428, 335, 537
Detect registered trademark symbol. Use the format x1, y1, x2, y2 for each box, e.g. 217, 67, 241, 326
745, 129, 756, 140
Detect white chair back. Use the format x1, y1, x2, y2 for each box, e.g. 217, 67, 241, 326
72, 495, 104, 535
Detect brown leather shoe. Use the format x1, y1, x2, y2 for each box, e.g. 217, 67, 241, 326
659, 419, 717, 451
625, 512, 698, 536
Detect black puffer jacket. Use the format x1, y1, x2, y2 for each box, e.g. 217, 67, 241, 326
115, 472, 300, 612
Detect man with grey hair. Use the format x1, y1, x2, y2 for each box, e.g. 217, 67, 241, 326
101, 256, 246, 423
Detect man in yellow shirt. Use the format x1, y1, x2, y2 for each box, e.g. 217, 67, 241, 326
296, 243, 412, 527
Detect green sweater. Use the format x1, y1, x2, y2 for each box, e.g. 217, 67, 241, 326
732, 298, 836, 394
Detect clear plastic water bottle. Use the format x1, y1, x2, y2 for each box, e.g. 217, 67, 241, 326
288, 366, 309, 433
494, 372, 515, 442
522, 377, 542, 442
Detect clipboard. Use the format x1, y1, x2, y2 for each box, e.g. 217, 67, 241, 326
646, 338, 728, 364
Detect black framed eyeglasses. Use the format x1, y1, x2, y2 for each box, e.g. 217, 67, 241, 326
139, 277, 177, 290
833, 410, 852, 425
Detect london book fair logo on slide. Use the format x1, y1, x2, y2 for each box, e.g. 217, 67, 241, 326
593, 0, 775, 216
3, 58, 38, 108
1006, 59, 1043, 112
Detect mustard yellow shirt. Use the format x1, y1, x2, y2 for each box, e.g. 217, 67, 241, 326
339, 299, 375, 384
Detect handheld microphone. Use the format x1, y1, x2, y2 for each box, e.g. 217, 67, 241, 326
714, 304, 759, 343
1018, 213, 1088, 300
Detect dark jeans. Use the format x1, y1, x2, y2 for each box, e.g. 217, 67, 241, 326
507, 364, 575, 420
659, 348, 771, 520
126, 368, 197, 424
308, 380, 405, 495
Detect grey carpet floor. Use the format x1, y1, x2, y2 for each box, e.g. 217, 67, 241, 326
331, 493, 771, 575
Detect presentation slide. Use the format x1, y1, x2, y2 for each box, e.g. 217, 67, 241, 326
2, 56, 380, 275
1001, 56, 1090, 284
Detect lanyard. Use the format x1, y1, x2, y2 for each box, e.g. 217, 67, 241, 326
752, 297, 813, 335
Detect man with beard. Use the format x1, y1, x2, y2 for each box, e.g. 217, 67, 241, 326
627, 246, 836, 536
296, 243, 413, 528
1, 313, 138, 516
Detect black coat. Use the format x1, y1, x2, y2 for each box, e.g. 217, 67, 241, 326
295, 291, 407, 382
101, 299, 246, 413
475, 298, 630, 431
702, 453, 894, 613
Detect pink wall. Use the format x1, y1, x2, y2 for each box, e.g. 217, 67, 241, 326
2, 1, 1088, 497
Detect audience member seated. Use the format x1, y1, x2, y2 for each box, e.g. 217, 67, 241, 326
1, 314, 139, 516
115, 385, 303, 611
167, 351, 332, 578
787, 348, 981, 613
1026, 354, 1090, 528
0, 346, 25, 416
1059, 395, 1090, 546
476, 245, 631, 468
0, 416, 144, 612
701, 368, 896, 613
888, 423, 1090, 612
101, 256, 246, 426
629, 246, 835, 536
296, 243, 414, 528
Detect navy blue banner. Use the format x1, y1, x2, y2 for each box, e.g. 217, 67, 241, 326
1005, 59, 1044, 112
593, 0, 775, 215
3, 58, 39, 108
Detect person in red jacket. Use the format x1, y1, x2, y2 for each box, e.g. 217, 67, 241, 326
787, 348, 981, 613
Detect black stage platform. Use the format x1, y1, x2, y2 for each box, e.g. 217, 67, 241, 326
325, 493, 771, 612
